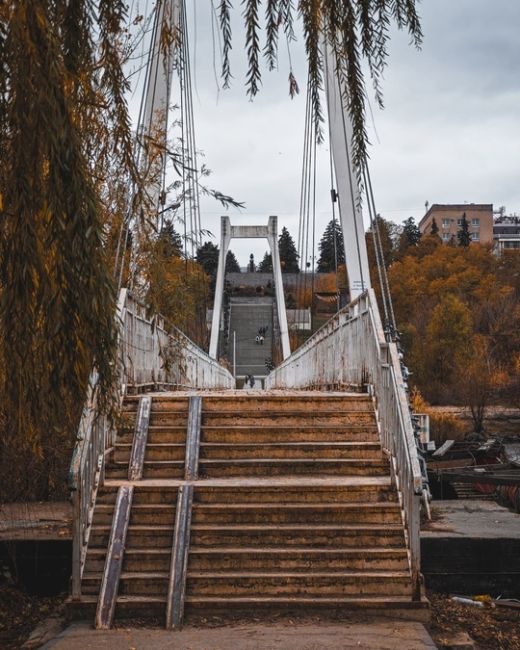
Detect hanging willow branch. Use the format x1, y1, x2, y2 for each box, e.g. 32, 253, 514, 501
0, 0, 138, 500
219, 0, 233, 88
219, 0, 422, 175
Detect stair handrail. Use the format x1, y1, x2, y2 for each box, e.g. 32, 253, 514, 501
265, 289, 422, 598
69, 289, 234, 599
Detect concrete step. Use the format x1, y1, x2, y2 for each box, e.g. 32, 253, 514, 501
85, 547, 407, 576
199, 442, 382, 460
188, 547, 409, 571
183, 595, 429, 620
190, 524, 406, 548
95, 487, 178, 505
201, 412, 377, 427
106, 461, 184, 479
191, 502, 402, 525
185, 571, 412, 597
67, 593, 429, 622
85, 548, 172, 573
198, 458, 389, 478
117, 427, 187, 445
149, 413, 189, 426
82, 571, 169, 596
121, 412, 188, 427
200, 425, 379, 443
92, 504, 176, 527
201, 396, 372, 412
193, 482, 396, 504
89, 524, 174, 548
66, 595, 166, 621
123, 392, 189, 410
114, 443, 186, 462
122, 397, 188, 412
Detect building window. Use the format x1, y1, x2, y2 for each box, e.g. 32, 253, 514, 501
471, 232, 480, 241
442, 219, 450, 227
457, 218, 464, 226
472, 218, 480, 226
442, 233, 451, 241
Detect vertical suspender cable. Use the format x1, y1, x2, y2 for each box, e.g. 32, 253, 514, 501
328, 148, 340, 312
297, 78, 312, 310
362, 165, 390, 329
310, 124, 317, 310
364, 163, 397, 337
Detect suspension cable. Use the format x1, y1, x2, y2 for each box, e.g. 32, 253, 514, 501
297, 76, 312, 312
182, 0, 202, 248
328, 147, 340, 311
364, 162, 397, 338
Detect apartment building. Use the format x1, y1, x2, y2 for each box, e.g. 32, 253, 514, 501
418, 204, 494, 245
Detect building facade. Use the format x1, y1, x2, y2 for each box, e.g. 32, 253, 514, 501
493, 216, 520, 253
418, 204, 494, 245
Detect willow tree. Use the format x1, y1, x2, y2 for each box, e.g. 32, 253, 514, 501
0, 1, 137, 499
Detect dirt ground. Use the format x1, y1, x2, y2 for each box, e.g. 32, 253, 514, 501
428, 591, 520, 650
2, 585, 520, 649
0, 585, 65, 649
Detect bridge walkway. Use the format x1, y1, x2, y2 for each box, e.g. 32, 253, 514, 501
227, 297, 273, 381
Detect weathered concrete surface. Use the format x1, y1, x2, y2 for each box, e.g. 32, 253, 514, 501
42, 621, 437, 650
0, 502, 72, 541
422, 499, 520, 539
422, 499, 520, 596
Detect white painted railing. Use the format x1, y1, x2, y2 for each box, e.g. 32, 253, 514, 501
266, 289, 423, 597
70, 289, 234, 598
118, 289, 235, 389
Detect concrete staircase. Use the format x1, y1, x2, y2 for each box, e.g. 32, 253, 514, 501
70, 391, 428, 624
228, 297, 273, 379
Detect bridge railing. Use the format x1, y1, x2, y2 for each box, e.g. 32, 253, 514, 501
265, 289, 423, 597
70, 289, 234, 598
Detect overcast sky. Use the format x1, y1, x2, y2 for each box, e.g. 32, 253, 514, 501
129, 1, 520, 267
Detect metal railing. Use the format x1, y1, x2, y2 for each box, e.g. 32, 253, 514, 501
69, 289, 234, 598
266, 289, 423, 597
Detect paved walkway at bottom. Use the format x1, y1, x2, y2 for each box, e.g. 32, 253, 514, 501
43, 621, 437, 650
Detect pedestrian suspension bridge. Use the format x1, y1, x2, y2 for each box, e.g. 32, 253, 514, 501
68, 0, 429, 629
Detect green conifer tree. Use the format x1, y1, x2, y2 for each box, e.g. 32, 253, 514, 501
457, 213, 471, 247
225, 250, 241, 273
258, 252, 273, 272
430, 218, 439, 237
248, 253, 256, 272
317, 219, 345, 272
278, 227, 300, 273
401, 217, 422, 247
196, 242, 219, 279
158, 220, 183, 258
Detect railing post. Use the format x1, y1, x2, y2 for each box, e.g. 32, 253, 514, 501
71, 491, 82, 599
410, 493, 421, 600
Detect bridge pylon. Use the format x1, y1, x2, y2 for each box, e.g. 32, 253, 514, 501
209, 215, 291, 361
